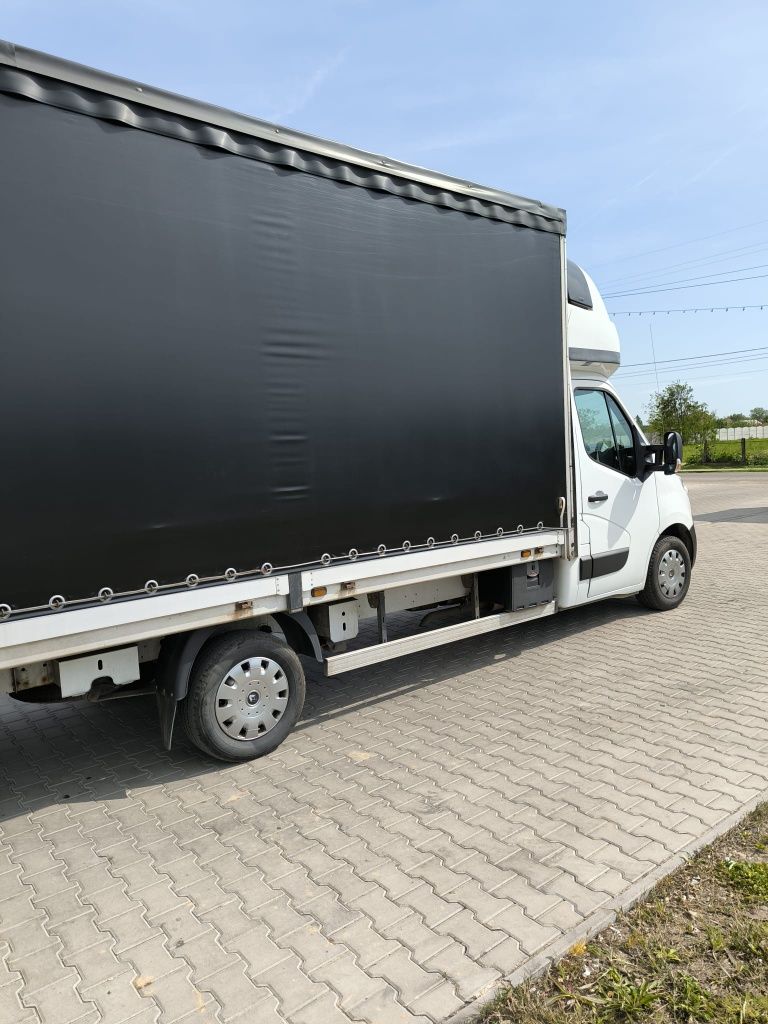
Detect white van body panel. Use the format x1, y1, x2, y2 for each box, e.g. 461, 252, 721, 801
567, 269, 621, 378
563, 271, 694, 607
570, 376, 659, 601
657, 473, 695, 538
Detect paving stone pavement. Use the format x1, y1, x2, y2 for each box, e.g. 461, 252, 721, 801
1, 472, 767, 1024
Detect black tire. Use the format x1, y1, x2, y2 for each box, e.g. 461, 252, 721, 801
181, 631, 305, 762
637, 535, 692, 611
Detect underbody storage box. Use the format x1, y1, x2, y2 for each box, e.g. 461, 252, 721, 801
479, 561, 555, 610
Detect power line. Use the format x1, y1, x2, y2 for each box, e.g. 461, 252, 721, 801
591, 216, 768, 268
604, 261, 768, 297
598, 240, 768, 289
622, 345, 768, 368
604, 270, 768, 298
618, 364, 768, 388
618, 360, 768, 380
618, 353, 768, 380
610, 303, 768, 316
619, 354, 768, 379
648, 322, 660, 391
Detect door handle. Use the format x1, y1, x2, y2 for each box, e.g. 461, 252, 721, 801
588, 491, 608, 503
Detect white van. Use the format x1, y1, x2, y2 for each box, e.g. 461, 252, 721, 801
0, 41, 694, 761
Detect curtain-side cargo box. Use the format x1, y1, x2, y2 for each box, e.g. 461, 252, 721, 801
0, 41, 568, 617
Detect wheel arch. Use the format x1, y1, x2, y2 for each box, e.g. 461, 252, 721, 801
155, 612, 321, 750
659, 523, 697, 566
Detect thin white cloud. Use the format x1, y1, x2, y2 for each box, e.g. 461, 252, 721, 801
600, 170, 658, 209
270, 47, 348, 122
684, 138, 751, 186
406, 114, 530, 156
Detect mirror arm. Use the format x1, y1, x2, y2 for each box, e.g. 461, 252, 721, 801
634, 431, 683, 479
636, 442, 665, 481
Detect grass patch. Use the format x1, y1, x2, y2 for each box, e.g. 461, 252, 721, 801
681, 465, 768, 473
668, 973, 716, 1021
476, 803, 768, 1024
683, 439, 768, 468
718, 861, 768, 902
727, 922, 768, 960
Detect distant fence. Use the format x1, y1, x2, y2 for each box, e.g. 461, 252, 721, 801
646, 426, 767, 444
683, 435, 768, 467
716, 426, 768, 440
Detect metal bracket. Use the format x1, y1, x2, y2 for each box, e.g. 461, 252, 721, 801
288, 572, 303, 614
471, 573, 480, 619
377, 591, 388, 644
558, 495, 574, 559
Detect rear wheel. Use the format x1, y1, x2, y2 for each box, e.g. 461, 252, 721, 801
182, 631, 305, 761
637, 535, 691, 611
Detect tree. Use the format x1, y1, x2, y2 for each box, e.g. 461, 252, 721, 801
750, 406, 768, 423
645, 382, 717, 445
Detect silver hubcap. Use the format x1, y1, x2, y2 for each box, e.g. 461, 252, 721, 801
658, 549, 686, 598
215, 657, 289, 741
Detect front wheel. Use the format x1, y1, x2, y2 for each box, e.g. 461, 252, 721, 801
181, 631, 305, 761
637, 535, 691, 611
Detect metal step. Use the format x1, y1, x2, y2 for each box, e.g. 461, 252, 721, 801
323, 601, 556, 675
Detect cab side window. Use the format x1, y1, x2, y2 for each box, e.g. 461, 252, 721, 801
575, 389, 636, 478
606, 394, 636, 477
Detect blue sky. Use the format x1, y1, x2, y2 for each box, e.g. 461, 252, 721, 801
4, 0, 767, 418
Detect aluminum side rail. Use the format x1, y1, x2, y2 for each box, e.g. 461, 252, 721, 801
324, 601, 557, 675
0, 532, 565, 669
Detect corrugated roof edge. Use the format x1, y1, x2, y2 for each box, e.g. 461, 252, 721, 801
0, 39, 565, 235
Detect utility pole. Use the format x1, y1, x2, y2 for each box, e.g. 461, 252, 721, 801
648, 322, 660, 393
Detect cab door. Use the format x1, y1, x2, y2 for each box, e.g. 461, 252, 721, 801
573, 387, 659, 598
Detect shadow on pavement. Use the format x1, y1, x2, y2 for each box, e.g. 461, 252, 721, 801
695, 506, 768, 524
296, 598, 645, 732
0, 596, 645, 822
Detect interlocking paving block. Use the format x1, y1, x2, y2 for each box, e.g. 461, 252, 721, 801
25, 971, 98, 1023
383, 911, 454, 963
435, 908, 507, 960
225, 922, 291, 976
290, 988, 361, 1024
1, 474, 768, 1022
310, 949, 392, 1011
345, 983, 434, 1024
252, 953, 330, 1017
102, 907, 163, 956
3, 915, 56, 958
60, 937, 127, 990
423, 941, 501, 1002
397, 884, 464, 930
169, 926, 238, 980
0, 974, 29, 1024
332, 917, 401, 970
198, 961, 274, 1022
133, 966, 214, 1024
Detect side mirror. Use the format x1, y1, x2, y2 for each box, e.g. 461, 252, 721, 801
635, 437, 657, 481
664, 430, 683, 475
